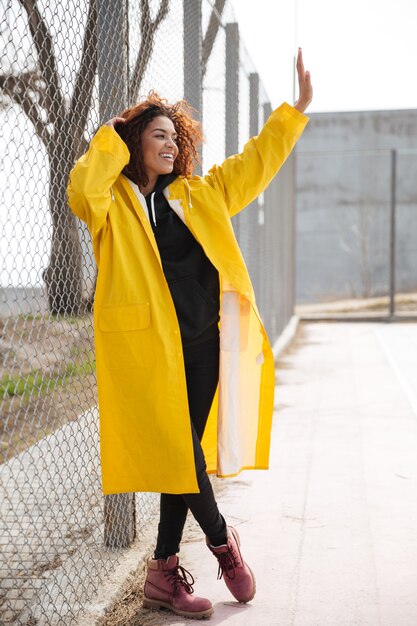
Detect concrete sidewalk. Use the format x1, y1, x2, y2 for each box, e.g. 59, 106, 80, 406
153, 321, 417, 626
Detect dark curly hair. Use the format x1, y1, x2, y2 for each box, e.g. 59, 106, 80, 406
115, 91, 204, 189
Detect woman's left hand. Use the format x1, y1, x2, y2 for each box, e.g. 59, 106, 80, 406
294, 48, 313, 114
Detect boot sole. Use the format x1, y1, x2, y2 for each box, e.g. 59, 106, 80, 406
143, 596, 214, 619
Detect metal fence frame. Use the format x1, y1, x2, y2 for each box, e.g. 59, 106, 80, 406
296, 146, 417, 322
0, 1, 296, 623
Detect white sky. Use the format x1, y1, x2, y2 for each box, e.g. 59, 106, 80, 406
231, 0, 417, 113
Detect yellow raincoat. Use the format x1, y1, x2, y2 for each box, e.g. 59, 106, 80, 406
67, 102, 308, 495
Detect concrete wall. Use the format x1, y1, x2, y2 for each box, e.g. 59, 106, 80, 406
296, 109, 417, 304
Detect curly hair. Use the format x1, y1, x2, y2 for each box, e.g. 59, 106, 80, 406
115, 91, 203, 189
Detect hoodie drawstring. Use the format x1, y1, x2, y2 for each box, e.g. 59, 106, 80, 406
150, 191, 157, 227
147, 179, 192, 227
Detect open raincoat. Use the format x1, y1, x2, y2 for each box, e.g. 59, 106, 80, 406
67, 102, 308, 495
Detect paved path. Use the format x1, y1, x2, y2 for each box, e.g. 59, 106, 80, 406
152, 322, 417, 626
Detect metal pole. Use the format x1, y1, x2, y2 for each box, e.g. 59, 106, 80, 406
263, 101, 273, 336
389, 149, 397, 317
97, 0, 136, 549
249, 73, 260, 301
184, 0, 202, 175
249, 73, 259, 137
225, 22, 240, 237
225, 23, 239, 157
183, 0, 202, 117
235, 74, 259, 300
97, 0, 128, 121
289, 150, 297, 321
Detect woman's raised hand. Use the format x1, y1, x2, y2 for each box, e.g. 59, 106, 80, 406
104, 117, 127, 128
294, 48, 313, 114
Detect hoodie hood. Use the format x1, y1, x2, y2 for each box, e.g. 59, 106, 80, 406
148, 172, 178, 197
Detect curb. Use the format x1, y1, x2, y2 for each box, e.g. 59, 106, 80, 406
272, 314, 300, 360
76, 522, 156, 626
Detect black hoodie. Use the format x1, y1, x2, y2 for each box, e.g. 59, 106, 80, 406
145, 174, 220, 348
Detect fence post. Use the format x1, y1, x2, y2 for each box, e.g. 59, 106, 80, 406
289, 147, 297, 324
225, 23, 239, 157
97, 0, 136, 549
389, 149, 397, 317
239, 73, 260, 299
249, 74, 259, 138
97, 0, 129, 121
183, 0, 202, 116
225, 22, 240, 237
184, 0, 202, 174
262, 101, 273, 336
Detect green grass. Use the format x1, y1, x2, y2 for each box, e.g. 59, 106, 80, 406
0, 358, 96, 400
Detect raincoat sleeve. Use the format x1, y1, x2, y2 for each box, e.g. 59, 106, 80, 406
67, 126, 130, 242
204, 102, 309, 217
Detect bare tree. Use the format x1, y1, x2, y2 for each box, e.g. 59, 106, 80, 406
1, 0, 170, 315
1, 1, 97, 315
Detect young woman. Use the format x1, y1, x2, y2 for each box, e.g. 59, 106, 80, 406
68, 49, 312, 619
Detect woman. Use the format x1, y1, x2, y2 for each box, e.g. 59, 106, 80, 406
68, 49, 312, 619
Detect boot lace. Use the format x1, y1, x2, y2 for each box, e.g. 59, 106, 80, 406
214, 546, 239, 581
164, 564, 195, 595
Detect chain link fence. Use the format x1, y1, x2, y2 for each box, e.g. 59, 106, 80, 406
0, 0, 296, 623
296, 148, 417, 318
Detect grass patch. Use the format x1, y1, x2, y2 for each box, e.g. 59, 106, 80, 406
0, 358, 96, 400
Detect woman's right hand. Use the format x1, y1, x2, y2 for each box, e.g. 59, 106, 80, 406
294, 48, 313, 114
104, 117, 126, 128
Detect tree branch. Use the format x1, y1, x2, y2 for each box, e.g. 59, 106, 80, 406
0, 72, 51, 147
17, 0, 65, 125
68, 0, 97, 152
201, 0, 226, 80
129, 0, 169, 102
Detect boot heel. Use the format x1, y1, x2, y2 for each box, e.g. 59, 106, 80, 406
143, 596, 162, 610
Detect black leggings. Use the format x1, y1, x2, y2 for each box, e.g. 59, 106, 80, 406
154, 335, 227, 559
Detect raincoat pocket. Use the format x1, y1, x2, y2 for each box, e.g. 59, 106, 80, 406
99, 303, 151, 332
98, 303, 155, 369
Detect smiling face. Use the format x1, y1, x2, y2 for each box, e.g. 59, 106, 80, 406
140, 115, 179, 185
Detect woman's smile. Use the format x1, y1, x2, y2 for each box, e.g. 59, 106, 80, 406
159, 152, 175, 161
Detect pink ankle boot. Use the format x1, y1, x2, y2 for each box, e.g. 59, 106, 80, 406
143, 555, 213, 619
207, 526, 256, 603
